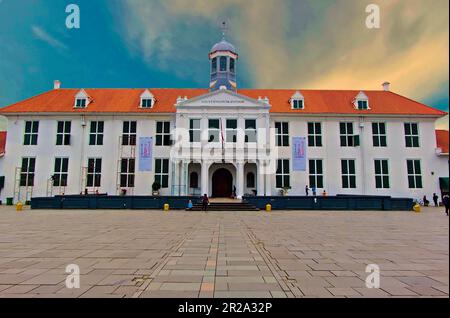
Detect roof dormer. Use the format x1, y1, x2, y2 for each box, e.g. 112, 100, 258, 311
74, 89, 90, 108
140, 89, 155, 108
354, 91, 370, 110
290, 91, 304, 110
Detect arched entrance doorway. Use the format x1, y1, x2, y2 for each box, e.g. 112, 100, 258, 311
212, 168, 233, 197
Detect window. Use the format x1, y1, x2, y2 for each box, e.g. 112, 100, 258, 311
309, 159, 324, 189
190, 172, 199, 189
120, 158, 135, 188
230, 58, 235, 73
357, 100, 369, 110
247, 172, 255, 188
275, 122, 289, 147
374, 159, 389, 189
407, 160, 422, 189
189, 119, 201, 143
208, 119, 220, 142
155, 159, 169, 188
340, 122, 358, 147
341, 159, 356, 189
122, 121, 137, 146
89, 121, 104, 146
56, 121, 71, 146
75, 98, 87, 108
292, 99, 304, 109
53, 158, 69, 187
404, 123, 419, 148
276, 159, 290, 188
141, 98, 153, 108
20, 157, 35, 187
87, 158, 102, 187
24, 121, 39, 145
226, 119, 237, 143
308, 122, 322, 147
219, 56, 227, 72
211, 57, 217, 74
372, 122, 387, 147
245, 119, 257, 143
156, 121, 171, 146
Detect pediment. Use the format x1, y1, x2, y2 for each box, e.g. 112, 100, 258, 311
176, 89, 269, 108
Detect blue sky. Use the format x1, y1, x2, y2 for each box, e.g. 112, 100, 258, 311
0, 0, 448, 128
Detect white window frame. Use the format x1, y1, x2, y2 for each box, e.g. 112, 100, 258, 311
20, 157, 36, 187
53, 157, 69, 187
226, 119, 237, 143
156, 121, 171, 146
374, 159, 390, 189
120, 158, 135, 188
24, 121, 39, 146
309, 159, 324, 189
406, 159, 423, 189
155, 158, 169, 188
208, 119, 220, 143
308, 122, 322, 147
245, 119, 257, 143
189, 119, 201, 143
56, 121, 71, 146
86, 158, 102, 188
372, 122, 387, 147
340, 122, 355, 147
276, 159, 290, 189
89, 121, 104, 146
404, 122, 420, 148
341, 159, 356, 189
275, 122, 289, 147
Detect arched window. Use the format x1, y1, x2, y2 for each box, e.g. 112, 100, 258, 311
246, 172, 255, 188
211, 58, 217, 74
190, 172, 199, 188
219, 56, 227, 72
230, 58, 235, 73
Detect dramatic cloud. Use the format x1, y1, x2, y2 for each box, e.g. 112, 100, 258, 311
114, 0, 448, 124
31, 25, 68, 52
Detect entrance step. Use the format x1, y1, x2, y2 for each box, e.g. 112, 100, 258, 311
187, 202, 260, 212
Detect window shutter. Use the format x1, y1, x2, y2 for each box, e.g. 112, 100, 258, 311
354, 135, 360, 147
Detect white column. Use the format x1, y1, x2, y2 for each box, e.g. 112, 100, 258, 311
236, 161, 244, 199
257, 160, 265, 196
173, 160, 180, 196
201, 161, 209, 196
265, 161, 272, 196
179, 161, 186, 196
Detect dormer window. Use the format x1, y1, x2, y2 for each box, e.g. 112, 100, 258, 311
290, 91, 305, 110
75, 98, 87, 108
140, 89, 155, 108
357, 100, 368, 110
354, 91, 370, 110
74, 89, 90, 108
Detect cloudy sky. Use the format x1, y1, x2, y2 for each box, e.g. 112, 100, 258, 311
0, 0, 448, 129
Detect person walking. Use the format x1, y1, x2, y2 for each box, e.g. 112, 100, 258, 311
202, 194, 209, 212
443, 195, 449, 216
305, 185, 309, 196
433, 193, 439, 207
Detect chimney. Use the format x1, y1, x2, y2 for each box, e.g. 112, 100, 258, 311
54, 80, 61, 90
382, 82, 390, 91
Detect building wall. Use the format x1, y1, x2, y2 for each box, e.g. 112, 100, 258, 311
0, 114, 445, 202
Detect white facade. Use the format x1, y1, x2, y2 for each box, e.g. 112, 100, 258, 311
0, 89, 447, 203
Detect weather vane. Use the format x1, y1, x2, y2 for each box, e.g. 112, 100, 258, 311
221, 20, 228, 40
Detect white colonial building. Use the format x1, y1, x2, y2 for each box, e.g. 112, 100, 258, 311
0, 35, 448, 203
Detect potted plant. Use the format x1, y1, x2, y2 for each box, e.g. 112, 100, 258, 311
280, 186, 291, 196
152, 181, 161, 196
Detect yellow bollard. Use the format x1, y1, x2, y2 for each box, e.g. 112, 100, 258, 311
266, 204, 272, 212
413, 204, 421, 213
16, 202, 23, 212
163, 203, 169, 212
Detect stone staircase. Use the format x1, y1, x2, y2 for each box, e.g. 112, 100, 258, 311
187, 201, 260, 211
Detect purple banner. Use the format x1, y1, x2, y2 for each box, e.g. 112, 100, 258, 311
292, 137, 307, 171
139, 137, 153, 171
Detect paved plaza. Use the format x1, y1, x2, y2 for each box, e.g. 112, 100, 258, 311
0, 206, 448, 298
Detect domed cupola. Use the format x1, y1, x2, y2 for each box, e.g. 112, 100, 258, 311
209, 22, 238, 92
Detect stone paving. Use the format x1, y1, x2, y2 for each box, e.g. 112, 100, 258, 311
0, 206, 448, 298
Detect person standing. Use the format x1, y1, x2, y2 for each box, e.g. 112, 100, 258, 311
202, 194, 209, 212
423, 195, 429, 207
433, 193, 439, 207
187, 200, 193, 211
305, 185, 309, 196
443, 195, 449, 216
312, 186, 317, 196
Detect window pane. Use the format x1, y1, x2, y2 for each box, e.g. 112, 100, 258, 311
342, 177, 348, 188
98, 122, 104, 132
162, 159, 169, 173
284, 176, 290, 188
155, 159, 161, 173
283, 160, 289, 173
308, 123, 313, 134
349, 160, 355, 174
90, 122, 97, 133
308, 136, 315, 147
123, 121, 129, 133
25, 121, 32, 133
380, 123, 386, 134
350, 176, 356, 188
156, 135, 162, 146
316, 136, 322, 147
130, 121, 137, 133
220, 57, 227, 71
209, 119, 219, 129
383, 176, 389, 188
372, 123, 378, 134
245, 120, 256, 129
317, 176, 323, 188
415, 176, 422, 188
341, 161, 348, 174
57, 121, 64, 133
375, 160, 381, 174
56, 135, 63, 146
317, 160, 323, 174
414, 161, 421, 174
162, 175, 169, 188
227, 120, 237, 129
31, 135, 38, 145
404, 123, 411, 135
411, 124, 418, 135
97, 134, 103, 145
55, 158, 61, 172
375, 176, 382, 188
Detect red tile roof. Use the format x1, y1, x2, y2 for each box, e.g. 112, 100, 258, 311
0, 131, 6, 156
0, 88, 446, 116
436, 130, 449, 154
